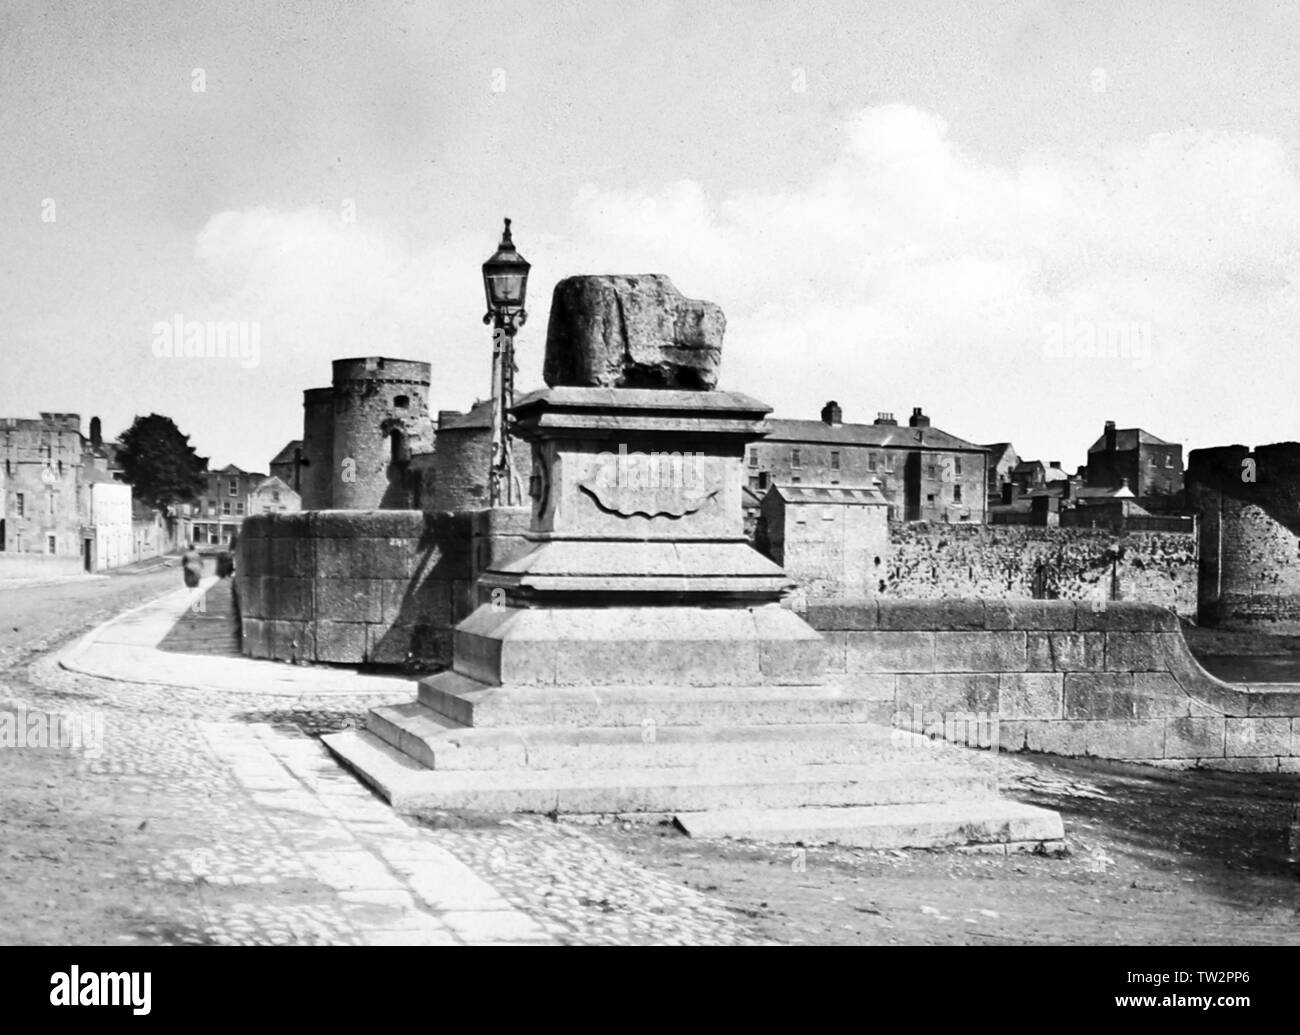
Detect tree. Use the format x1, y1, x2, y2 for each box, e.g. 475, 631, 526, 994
115, 414, 209, 514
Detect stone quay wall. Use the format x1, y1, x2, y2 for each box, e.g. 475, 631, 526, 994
884, 523, 1197, 619
806, 598, 1300, 771
237, 508, 530, 668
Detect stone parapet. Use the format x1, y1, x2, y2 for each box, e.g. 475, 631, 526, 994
806, 598, 1300, 769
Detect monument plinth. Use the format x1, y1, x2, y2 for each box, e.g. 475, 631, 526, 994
443, 385, 825, 689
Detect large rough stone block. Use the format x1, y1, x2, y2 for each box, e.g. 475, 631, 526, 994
805, 600, 879, 631
1027, 631, 1105, 672
846, 631, 934, 673
1224, 717, 1292, 757
998, 673, 1064, 719
1164, 716, 1225, 759
895, 673, 998, 714
932, 631, 1027, 673
983, 600, 1076, 631
877, 599, 985, 631
543, 275, 724, 390
315, 578, 383, 623
1086, 720, 1165, 759
315, 620, 369, 663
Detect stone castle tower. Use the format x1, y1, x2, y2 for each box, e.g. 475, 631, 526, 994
298, 357, 434, 510
1188, 442, 1300, 631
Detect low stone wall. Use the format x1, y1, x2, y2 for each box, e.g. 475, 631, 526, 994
806, 598, 1300, 770
237, 508, 530, 668
885, 523, 1197, 618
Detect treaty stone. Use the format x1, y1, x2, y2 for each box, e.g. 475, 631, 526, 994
543, 274, 725, 390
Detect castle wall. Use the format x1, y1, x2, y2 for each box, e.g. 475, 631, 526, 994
883, 522, 1197, 618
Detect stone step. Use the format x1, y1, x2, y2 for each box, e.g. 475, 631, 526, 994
367, 702, 999, 772
323, 729, 1001, 814
419, 670, 893, 729
674, 802, 1065, 850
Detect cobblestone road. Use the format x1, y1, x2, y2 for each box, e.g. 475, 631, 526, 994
3, 607, 766, 945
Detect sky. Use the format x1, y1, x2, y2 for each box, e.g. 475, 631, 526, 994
2, 0, 1299, 472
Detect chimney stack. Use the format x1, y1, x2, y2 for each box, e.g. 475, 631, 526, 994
820, 400, 843, 426
874, 412, 897, 426
89, 416, 102, 449
1104, 420, 1117, 453
908, 407, 930, 428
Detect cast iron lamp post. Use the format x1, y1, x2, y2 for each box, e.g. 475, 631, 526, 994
482, 218, 530, 506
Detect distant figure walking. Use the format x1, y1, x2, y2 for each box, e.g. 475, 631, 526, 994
182, 543, 203, 588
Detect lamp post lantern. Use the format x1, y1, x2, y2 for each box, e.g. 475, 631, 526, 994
482, 217, 530, 506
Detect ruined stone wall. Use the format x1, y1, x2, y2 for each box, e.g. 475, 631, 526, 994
806, 598, 1300, 770
884, 522, 1197, 618
1189, 443, 1300, 630
237, 507, 530, 668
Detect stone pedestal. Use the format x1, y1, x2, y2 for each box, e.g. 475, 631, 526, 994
433, 386, 825, 693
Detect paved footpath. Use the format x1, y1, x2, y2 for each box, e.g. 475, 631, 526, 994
17, 580, 764, 945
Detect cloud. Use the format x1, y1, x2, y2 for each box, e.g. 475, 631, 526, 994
191, 105, 1300, 457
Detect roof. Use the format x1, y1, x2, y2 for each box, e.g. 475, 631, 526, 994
983, 443, 1017, 460
763, 418, 985, 452
270, 440, 303, 465
254, 475, 296, 495
1087, 428, 1173, 453
769, 483, 890, 505
215, 463, 247, 475
1013, 460, 1045, 473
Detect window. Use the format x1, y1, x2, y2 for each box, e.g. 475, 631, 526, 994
15, 493, 23, 517
47, 534, 56, 554
953, 485, 963, 503
48, 492, 55, 514
1165, 455, 1174, 468
830, 451, 840, 471
927, 493, 935, 503
758, 472, 770, 490
954, 457, 962, 476
272, 491, 281, 503
791, 474, 801, 484
791, 449, 802, 468
228, 479, 238, 496
394, 395, 409, 409
748, 450, 757, 468
235, 503, 244, 515
222, 501, 232, 515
